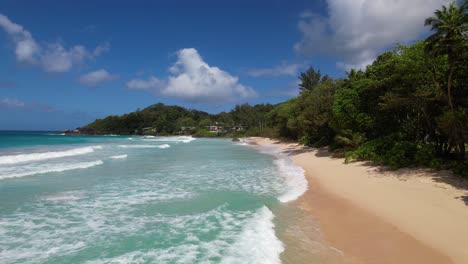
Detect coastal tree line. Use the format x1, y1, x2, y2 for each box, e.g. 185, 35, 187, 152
84, 1, 467, 175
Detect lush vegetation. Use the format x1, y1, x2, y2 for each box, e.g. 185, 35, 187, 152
84, 1, 467, 175
82, 102, 275, 137
267, 1, 468, 175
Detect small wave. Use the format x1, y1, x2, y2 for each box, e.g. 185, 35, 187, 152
158, 144, 170, 149
0, 160, 103, 180
45, 133, 65, 136
110, 154, 128, 159
144, 136, 196, 143
0, 146, 103, 165
221, 206, 284, 264
244, 144, 308, 203
275, 158, 308, 203
117, 144, 170, 149
43, 191, 87, 202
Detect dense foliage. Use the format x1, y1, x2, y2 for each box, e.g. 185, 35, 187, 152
82, 102, 275, 136
84, 1, 467, 175
267, 1, 468, 175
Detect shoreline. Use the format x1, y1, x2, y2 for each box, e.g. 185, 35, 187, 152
247, 137, 468, 264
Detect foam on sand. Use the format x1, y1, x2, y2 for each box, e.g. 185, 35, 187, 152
241, 142, 308, 203
274, 158, 308, 203
0, 146, 103, 165
0, 160, 103, 180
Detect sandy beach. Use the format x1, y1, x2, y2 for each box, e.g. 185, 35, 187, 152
248, 137, 468, 264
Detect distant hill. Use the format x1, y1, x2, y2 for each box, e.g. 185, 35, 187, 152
81, 102, 275, 136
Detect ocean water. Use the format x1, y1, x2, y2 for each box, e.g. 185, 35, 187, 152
0, 131, 309, 264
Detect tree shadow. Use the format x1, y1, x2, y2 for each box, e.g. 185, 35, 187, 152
460, 196, 468, 205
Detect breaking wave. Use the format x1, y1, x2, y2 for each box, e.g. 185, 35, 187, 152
0, 146, 103, 165
0, 160, 103, 180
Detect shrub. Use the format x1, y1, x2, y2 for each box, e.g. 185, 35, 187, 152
382, 141, 417, 168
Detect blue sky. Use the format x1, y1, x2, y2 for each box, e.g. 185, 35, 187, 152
0, 0, 450, 130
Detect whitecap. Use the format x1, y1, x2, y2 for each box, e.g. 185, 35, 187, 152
109, 154, 128, 159
0, 146, 103, 165
143, 136, 196, 143
117, 144, 169, 149
0, 160, 103, 180
43, 191, 87, 202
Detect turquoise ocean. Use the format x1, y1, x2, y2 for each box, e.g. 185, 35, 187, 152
0, 131, 310, 264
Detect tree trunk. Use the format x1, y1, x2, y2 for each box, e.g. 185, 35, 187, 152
447, 66, 455, 113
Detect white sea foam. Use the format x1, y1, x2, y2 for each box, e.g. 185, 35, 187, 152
0, 145, 103, 165
45, 133, 65, 136
275, 158, 308, 203
144, 136, 196, 143
0, 160, 103, 180
242, 144, 308, 203
117, 144, 170, 149
43, 191, 87, 202
221, 206, 284, 264
109, 154, 128, 159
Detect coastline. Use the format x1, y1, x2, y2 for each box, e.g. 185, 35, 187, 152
247, 137, 468, 264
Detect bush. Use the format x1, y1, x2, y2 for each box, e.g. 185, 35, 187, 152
345, 138, 419, 168
383, 141, 417, 168
345, 138, 392, 163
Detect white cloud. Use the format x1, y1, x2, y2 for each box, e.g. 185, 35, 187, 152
0, 97, 25, 108
93, 42, 110, 56
246, 63, 303, 77
294, 0, 451, 69
127, 48, 255, 102
79, 69, 118, 87
127, 76, 164, 90
0, 13, 109, 73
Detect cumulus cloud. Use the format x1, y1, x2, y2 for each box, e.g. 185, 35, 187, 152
0, 97, 25, 108
294, 0, 451, 69
127, 48, 255, 102
246, 63, 303, 77
0, 13, 109, 73
79, 69, 118, 87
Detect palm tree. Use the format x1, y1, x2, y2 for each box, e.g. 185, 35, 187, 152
424, 0, 468, 112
